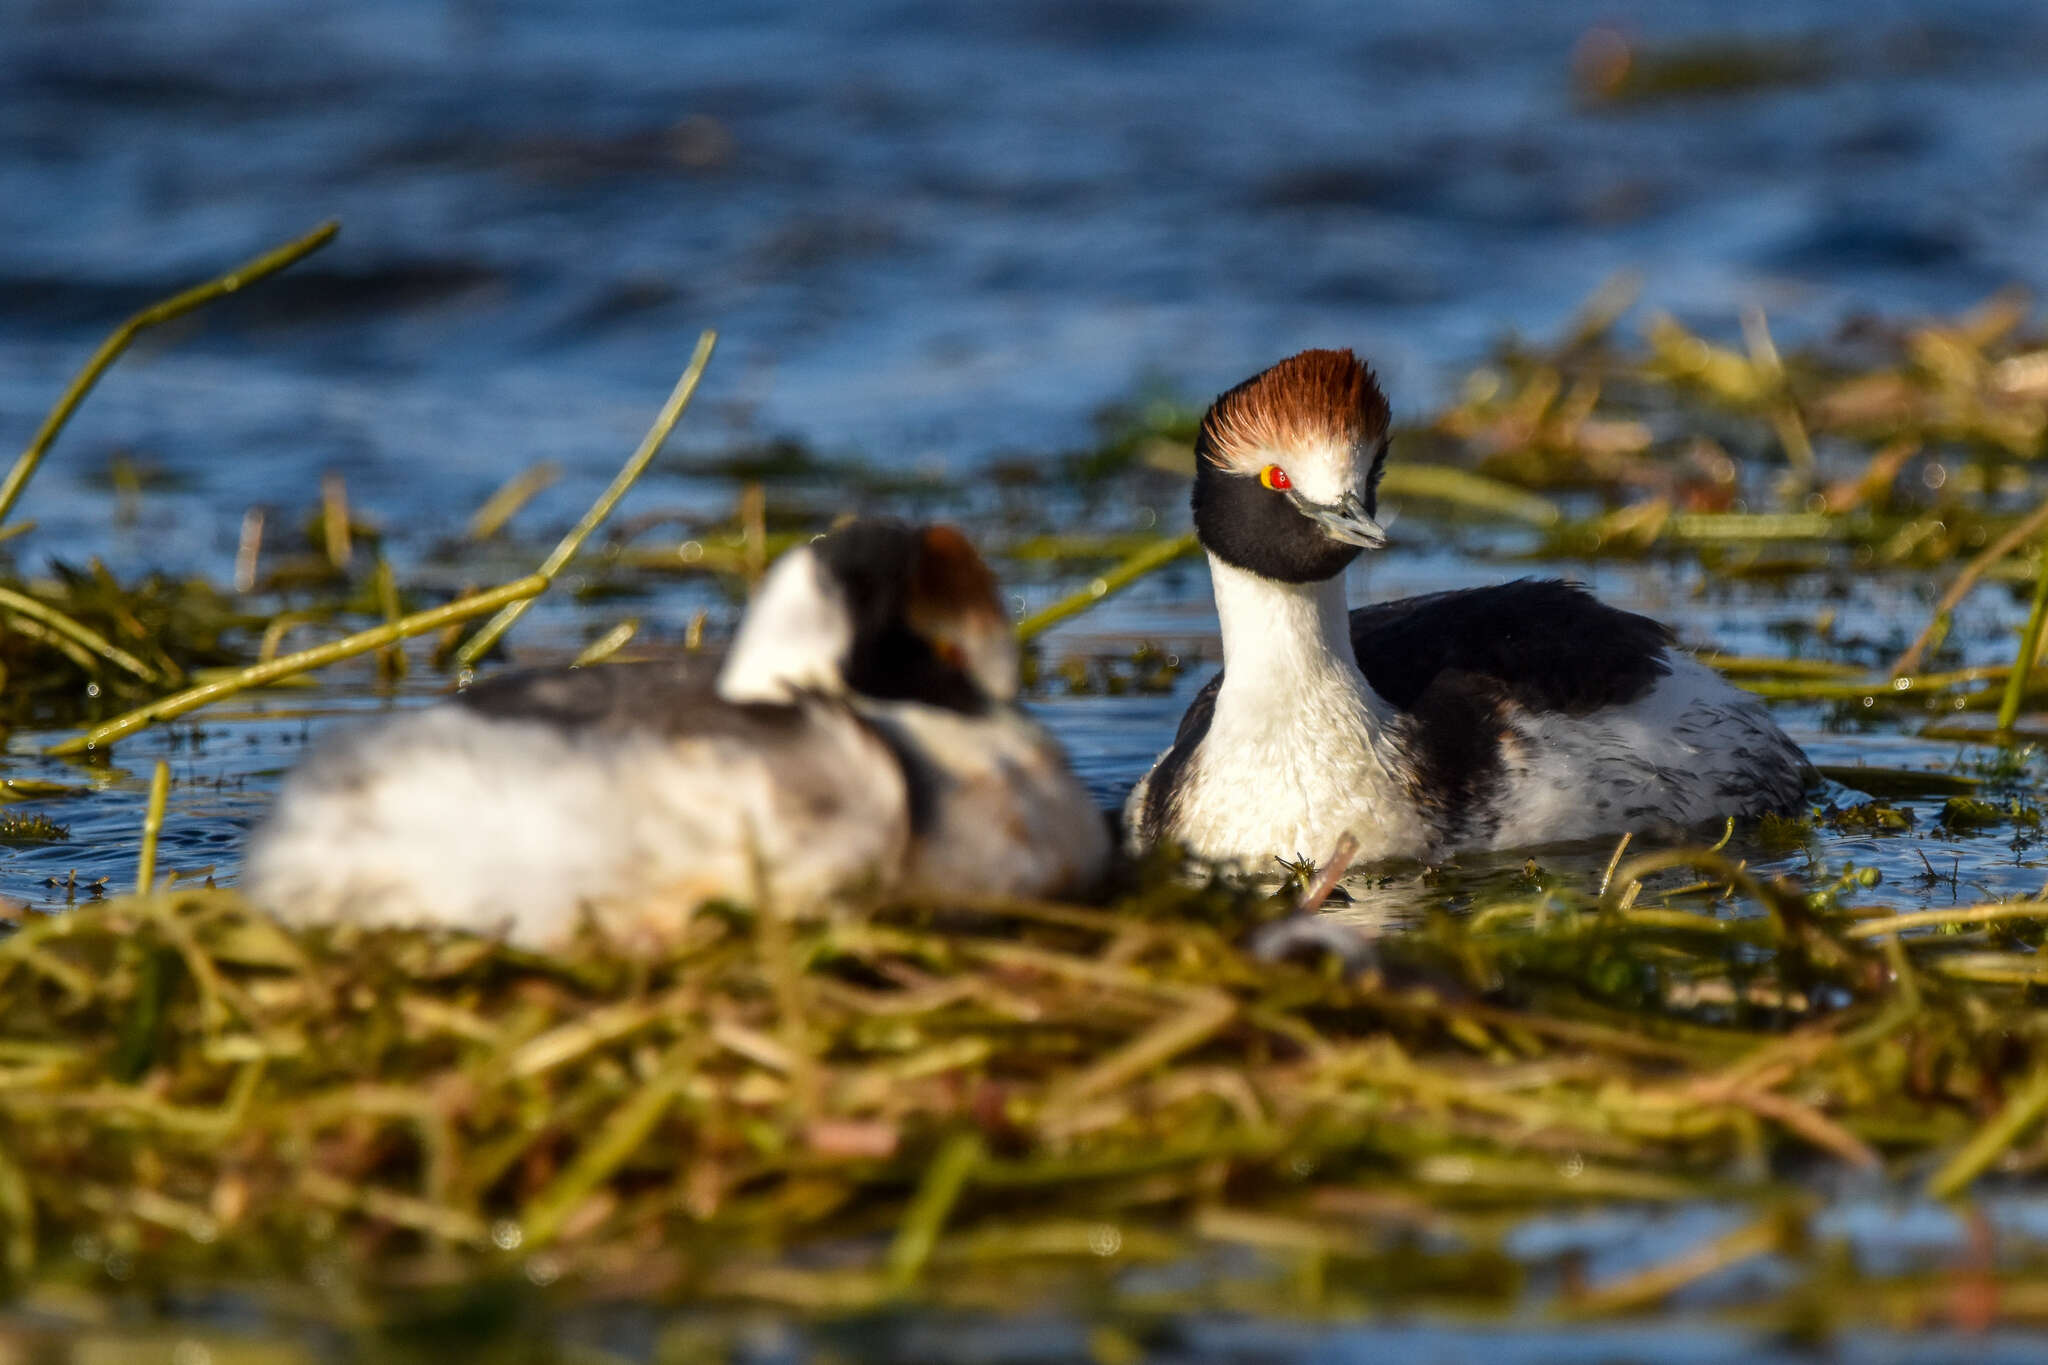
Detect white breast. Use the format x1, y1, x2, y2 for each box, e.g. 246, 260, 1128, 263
1138, 648, 1807, 875
1129, 557, 1441, 874
1163, 657, 1437, 874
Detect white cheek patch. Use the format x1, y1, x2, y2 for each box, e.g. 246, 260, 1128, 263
1260, 438, 1361, 507
717, 546, 854, 703
958, 611, 1019, 702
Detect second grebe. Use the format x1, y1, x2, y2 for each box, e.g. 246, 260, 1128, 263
246, 520, 1110, 948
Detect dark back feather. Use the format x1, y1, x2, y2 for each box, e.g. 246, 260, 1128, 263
1348, 579, 1672, 715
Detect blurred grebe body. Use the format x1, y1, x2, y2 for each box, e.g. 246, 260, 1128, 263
247, 521, 1109, 948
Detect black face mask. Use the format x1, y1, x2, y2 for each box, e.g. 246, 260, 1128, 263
1191, 452, 1364, 584
812, 520, 991, 714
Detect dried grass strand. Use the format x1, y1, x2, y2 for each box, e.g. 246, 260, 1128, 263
46, 573, 548, 756
0, 221, 338, 529
456, 331, 717, 667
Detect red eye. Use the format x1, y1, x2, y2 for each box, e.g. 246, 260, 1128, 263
1259, 465, 1291, 491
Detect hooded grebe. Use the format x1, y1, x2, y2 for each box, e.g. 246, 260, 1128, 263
246, 520, 1109, 949
1125, 350, 1812, 873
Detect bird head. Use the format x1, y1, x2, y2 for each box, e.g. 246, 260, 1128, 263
1191, 348, 1391, 583
719, 519, 1015, 711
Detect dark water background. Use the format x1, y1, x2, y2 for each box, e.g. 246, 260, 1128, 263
8, 0, 2048, 557
8, 3, 2048, 1350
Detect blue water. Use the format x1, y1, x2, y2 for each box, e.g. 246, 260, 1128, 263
6, 0, 2048, 565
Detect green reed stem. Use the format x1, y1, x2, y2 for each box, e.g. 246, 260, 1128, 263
372, 556, 406, 683
1739, 663, 2019, 703
1892, 491, 2048, 677
0, 1143, 33, 1280
519, 1067, 688, 1249
456, 331, 718, 668
1378, 464, 1560, 526
1997, 546, 2048, 734
886, 1131, 983, 1293
135, 760, 170, 894
571, 619, 639, 667
1015, 531, 1199, 643
0, 221, 338, 529
46, 574, 548, 757
1846, 901, 2048, 941
1702, 654, 1864, 680
467, 461, 561, 542
1927, 1061, 2048, 1199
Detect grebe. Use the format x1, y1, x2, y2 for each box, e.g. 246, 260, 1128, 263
246, 520, 1109, 949
1125, 349, 1812, 873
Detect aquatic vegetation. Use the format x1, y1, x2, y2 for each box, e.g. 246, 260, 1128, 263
5, 836, 2048, 1345
0, 564, 259, 731
1819, 799, 1914, 833
0, 814, 67, 845
1573, 28, 1833, 107
16, 230, 2048, 1357
1935, 795, 2038, 833
0, 226, 338, 733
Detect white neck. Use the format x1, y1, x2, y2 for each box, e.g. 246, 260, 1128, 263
1168, 552, 1417, 865
1209, 554, 1381, 713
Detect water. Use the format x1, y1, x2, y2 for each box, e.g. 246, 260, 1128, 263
6, 0, 2048, 561
35, 1191, 2048, 1361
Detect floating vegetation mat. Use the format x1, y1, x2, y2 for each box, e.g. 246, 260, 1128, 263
5, 847, 2048, 1352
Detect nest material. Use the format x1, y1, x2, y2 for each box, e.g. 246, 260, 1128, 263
0, 853, 2043, 1329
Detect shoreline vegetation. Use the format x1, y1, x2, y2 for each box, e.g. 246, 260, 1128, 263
7, 226, 2048, 1352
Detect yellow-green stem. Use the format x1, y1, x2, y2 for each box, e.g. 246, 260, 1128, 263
467, 461, 560, 542
1847, 901, 2048, 940
456, 331, 717, 667
519, 1069, 688, 1248
1015, 531, 1199, 642
571, 619, 639, 667
135, 760, 169, 894
1927, 1062, 2048, 1199
0, 221, 338, 529
1892, 491, 2048, 677
47, 574, 548, 757
1997, 546, 2048, 734
0, 586, 157, 683
885, 1131, 983, 1293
